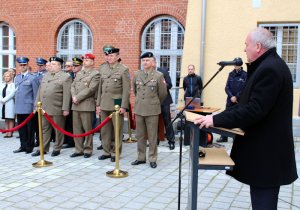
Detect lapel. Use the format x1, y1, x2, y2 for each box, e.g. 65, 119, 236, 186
143, 70, 154, 85
106, 63, 119, 78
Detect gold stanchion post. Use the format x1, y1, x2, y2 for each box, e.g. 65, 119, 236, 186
123, 112, 137, 143
32, 102, 53, 168
106, 105, 128, 178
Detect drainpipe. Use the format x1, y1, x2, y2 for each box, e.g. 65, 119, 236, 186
199, 0, 207, 80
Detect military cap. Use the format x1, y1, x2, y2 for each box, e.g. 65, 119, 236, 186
140, 52, 154, 59
17, 57, 29, 64
36, 57, 47, 65
81, 53, 95, 60
49, 56, 64, 64
103, 44, 114, 53
72, 57, 83, 66
104, 47, 120, 55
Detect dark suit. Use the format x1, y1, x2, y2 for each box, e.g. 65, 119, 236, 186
157, 67, 175, 143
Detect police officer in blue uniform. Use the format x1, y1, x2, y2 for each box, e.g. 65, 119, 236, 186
13, 57, 39, 153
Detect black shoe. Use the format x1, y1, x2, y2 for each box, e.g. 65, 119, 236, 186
168, 141, 175, 150
97, 145, 103, 150
150, 162, 157, 168
13, 148, 26, 153
26, 150, 33, 154
84, 153, 91, 158
98, 154, 111, 160
216, 137, 228, 143
62, 144, 74, 149
51, 151, 60, 157
131, 160, 146, 165
111, 156, 115, 162
31, 150, 40, 156
70, 153, 83, 158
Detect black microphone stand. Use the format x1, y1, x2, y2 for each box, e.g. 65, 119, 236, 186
167, 65, 225, 210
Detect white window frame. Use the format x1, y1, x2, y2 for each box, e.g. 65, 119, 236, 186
141, 16, 184, 104
0, 23, 16, 83
260, 23, 300, 88
57, 19, 93, 63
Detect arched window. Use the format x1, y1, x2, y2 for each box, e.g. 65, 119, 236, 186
141, 16, 184, 104
57, 20, 93, 64
0, 23, 16, 82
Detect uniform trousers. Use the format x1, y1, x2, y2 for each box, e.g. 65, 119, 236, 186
17, 114, 34, 152
101, 110, 124, 157
136, 114, 159, 162
64, 111, 74, 146
73, 111, 93, 154
250, 185, 280, 210
42, 115, 65, 152
161, 105, 175, 142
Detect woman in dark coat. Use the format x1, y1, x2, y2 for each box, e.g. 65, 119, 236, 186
195, 27, 298, 210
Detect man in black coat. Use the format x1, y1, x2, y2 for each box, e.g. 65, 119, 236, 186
183, 64, 203, 99
195, 27, 298, 209
153, 59, 175, 150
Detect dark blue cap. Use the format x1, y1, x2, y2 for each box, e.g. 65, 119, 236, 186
140, 52, 154, 59
17, 57, 29, 64
36, 57, 47, 65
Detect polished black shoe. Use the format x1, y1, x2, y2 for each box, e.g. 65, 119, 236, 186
51, 150, 60, 157
84, 153, 91, 158
131, 160, 146, 165
168, 141, 175, 150
216, 137, 228, 143
13, 148, 26, 153
26, 150, 33, 154
98, 154, 111, 160
31, 150, 41, 156
97, 145, 103, 150
62, 144, 74, 149
150, 162, 157, 168
70, 153, 83, 158
111, 156, 115, 162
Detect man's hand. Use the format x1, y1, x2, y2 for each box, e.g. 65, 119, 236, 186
96, 106, 101, 115
230, 96, 237, 103
194, 115, 214, 129
63, 111, 69, 116
72, 96, 79, 104
119, 108, 126, 114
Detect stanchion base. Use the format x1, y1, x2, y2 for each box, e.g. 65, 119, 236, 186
32, 160, 53, 168
106, 169, 128, 178
122, 137, 137, 143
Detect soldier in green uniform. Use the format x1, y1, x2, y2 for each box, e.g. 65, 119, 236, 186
70, 53, 100, 158
96, 47, 130, 162
131, 52, 167, 168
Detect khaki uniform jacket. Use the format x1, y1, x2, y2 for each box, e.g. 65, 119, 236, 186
35, 71, 72, 115
97, 62, 130, 111
133, 69, 167, 116
71, 68, 100, 111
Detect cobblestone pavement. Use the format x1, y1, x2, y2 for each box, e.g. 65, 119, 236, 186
0, 133, 299, 210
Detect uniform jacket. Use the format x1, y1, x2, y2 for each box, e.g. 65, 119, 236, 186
97, 62, 130, 111
14, 73, 39, 114
225, 68, 247, 108
213, 48, 298, 187
34, 69, 47, 84
0, 83, 15, 119
183, 73, 203, 98
133, 69, 167, 116
36, 71, 72, 115
157, 67, 173, 106
71, 67, 100, 111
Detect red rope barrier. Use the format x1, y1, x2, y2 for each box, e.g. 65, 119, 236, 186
0, 112, 35, 133
44, 112, 112, 138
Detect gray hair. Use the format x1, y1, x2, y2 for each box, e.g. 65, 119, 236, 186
250, 27, 276, 50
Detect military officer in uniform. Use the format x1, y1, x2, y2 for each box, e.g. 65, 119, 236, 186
96, 47, 130, 162
70, 53, 100, 158
13, 57, 39, 154
131, 52, 167, 168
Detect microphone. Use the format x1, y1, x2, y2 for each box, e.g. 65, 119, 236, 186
217, 57, 243, 66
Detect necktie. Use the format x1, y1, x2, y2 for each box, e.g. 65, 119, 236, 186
145, 72, 148, 79
21, 74, 24, 79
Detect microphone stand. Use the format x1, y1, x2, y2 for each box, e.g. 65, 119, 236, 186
168, 65, 225, 210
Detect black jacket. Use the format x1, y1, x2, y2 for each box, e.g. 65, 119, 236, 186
214, 48, 298, 187
183, 73, 203, 98
157, 67, 173, 106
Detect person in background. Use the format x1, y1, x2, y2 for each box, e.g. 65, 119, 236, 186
216, 62, 247, 143
0, 71, 15, 138
183, 64, 203, 99
7, 68, 16, 81
195, 27, 298, 210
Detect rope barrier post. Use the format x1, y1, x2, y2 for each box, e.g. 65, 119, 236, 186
106, 105, 128, 178
33, 101, 53, 168
123, 112, 137, 143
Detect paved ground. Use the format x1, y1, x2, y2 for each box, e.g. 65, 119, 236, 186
0, 133, 299, 210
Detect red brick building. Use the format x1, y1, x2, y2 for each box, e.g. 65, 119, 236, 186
0, 0, 187, 103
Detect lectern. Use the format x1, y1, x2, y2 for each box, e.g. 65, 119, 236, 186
185, 111, 244, 210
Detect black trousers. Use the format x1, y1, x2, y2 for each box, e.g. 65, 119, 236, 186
64, 111, 74, 146
161, 105, 175, 142
250, 185, 280, 210
17, 114, 34, 152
